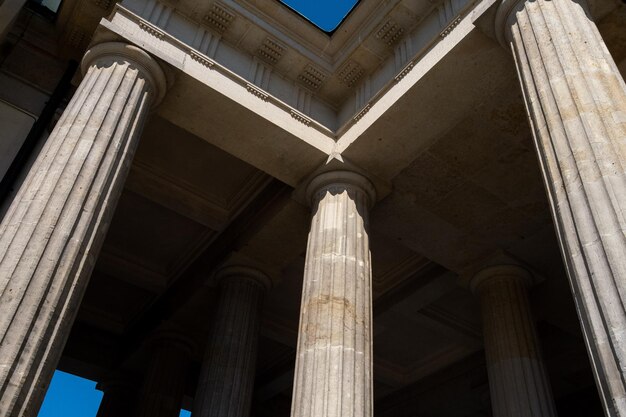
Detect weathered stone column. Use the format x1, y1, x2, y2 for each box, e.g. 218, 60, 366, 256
192, 266, 270, 417
136, 333, 194, 417
96, 376, 139, 417
471, 265, 557, 417
0, 42, 166, 417
290, 170, 376, 417
495, 0, 626, 414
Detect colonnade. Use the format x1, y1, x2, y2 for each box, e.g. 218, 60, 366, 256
0, 0, 624, 415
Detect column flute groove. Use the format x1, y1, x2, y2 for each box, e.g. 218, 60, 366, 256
0, 42, 166, 417
496, 0, 626, 413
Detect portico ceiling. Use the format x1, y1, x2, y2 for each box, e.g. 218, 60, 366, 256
51, 0, 626, 415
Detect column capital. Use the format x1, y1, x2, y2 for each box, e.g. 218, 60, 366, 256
494, 0, 524, 47
147, 330, 197, 358
470, 264, 534, 294
494, 0, 597, 48
81, 42, 168, 107
215, 265, 272, 290
305, 170, 376, 208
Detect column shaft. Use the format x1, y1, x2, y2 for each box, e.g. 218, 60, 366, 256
136, 339, 192, 417
473, 267, 556, 417
193, 271, 266, 417
499, 0, 626, 414
0, 43, 164, 417
290, 171, 375, 417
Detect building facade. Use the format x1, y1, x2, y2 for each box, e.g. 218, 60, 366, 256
0, 0, 625, 416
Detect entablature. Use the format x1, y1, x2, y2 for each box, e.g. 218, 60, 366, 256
59, 0, 481, 132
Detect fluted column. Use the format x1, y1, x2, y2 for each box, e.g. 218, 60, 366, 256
290, 170, 376, 417
471, 265, 557, 417
0, 42, 166, 417
96, 376, 139, 417
495, 0, 626, 414
136, 333, 194, 417
192, 266, 270, 417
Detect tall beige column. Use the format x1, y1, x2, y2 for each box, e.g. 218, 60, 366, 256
192, 266, 270, 417
0, 42, 166, 417
136, 333, 194, 417
471, 265, 557, 417
495, 0, 626, 414
290, 170, 376, 417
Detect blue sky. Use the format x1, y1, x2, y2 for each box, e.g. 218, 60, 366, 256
279, 0, 360, 32
37, 1, 352, 415
38, 371, 191, 417
38, 371, 103, 417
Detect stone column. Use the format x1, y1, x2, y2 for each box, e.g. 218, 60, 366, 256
290, 170, 376, 417
192, 266, 270, 417
495, 0, 626, 414
135, 333, 194, 417
471, 265, 557, 417
0, 42, 166, 417
96, 376, 139, 417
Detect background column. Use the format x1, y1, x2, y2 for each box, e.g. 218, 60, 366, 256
471, 265, 557, 417
290, 170, 376, 417
192, 266, 270, 417
96, 375, 139, 417
0, 42, 166, 417
135, 333, 194, 417
496, 0, 626, 414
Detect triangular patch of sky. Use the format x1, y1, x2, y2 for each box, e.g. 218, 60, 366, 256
278, 0, 360, 32
38, 371, 103, 417
37, 370, 191, 417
